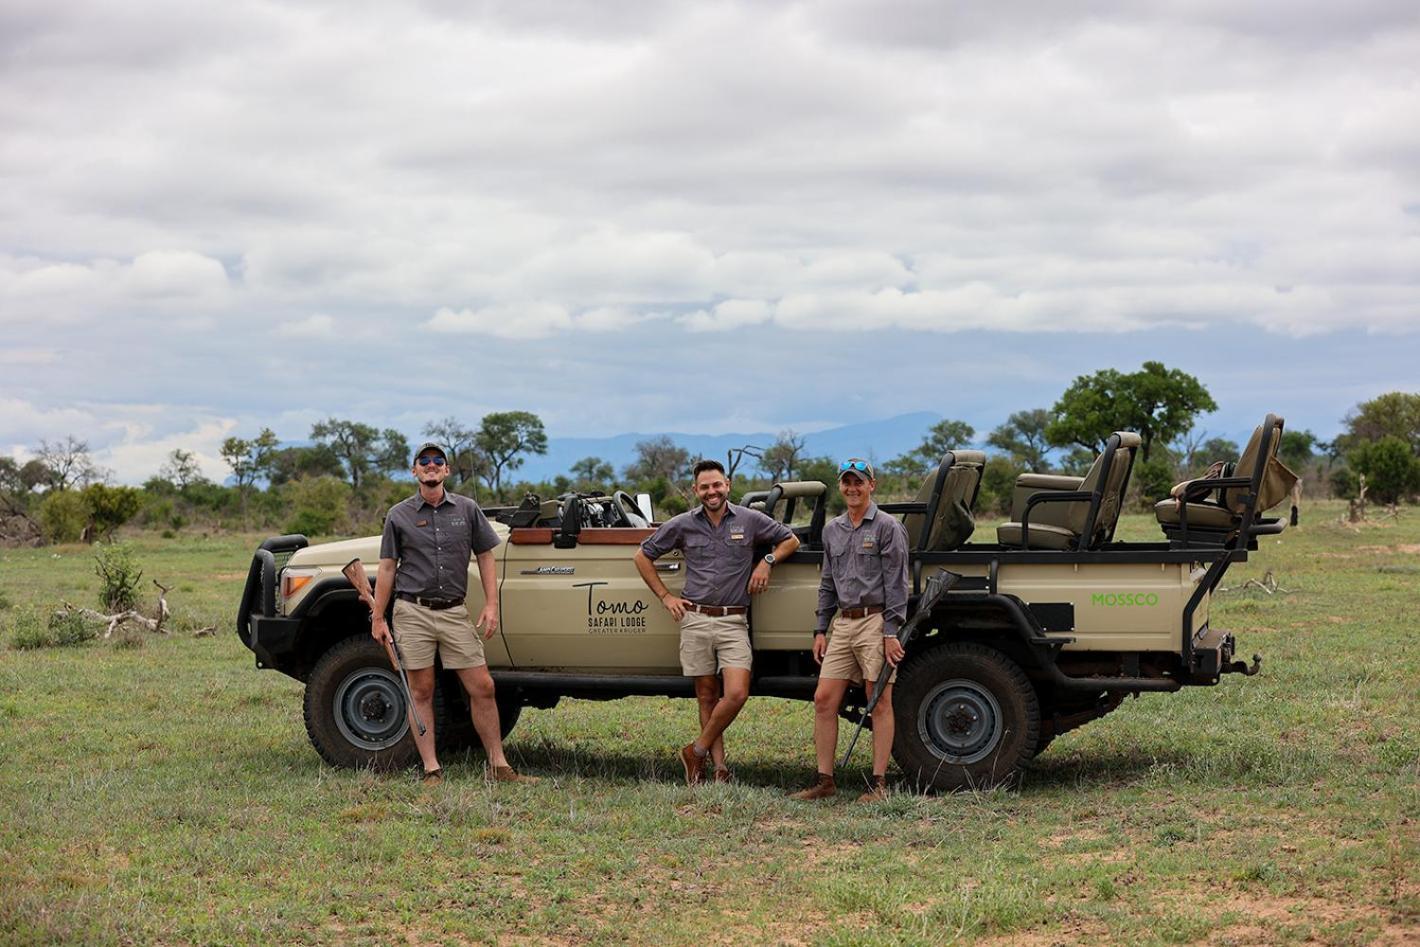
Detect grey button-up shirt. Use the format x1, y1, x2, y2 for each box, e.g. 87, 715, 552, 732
817, 502, 909, 636
640, 502, 794, 607
380, 490, 501, 599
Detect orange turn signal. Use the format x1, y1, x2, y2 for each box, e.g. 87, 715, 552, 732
282, 574, 313, 598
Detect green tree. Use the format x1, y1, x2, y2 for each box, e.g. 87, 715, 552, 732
570, 456, 614, 490
1340, 392, 1420, 455
889, 418, 976, 478
1349, 436, 1420, 504
310, 419, 408, 491
266, 444, 345, 486
221, 429, 279, 491
624, 435, 690, 485
1046, 361, 1216, 462
82, 484, 144, 540
476, 411, 548, 501
986, 409, 1053, 470
1278, 429, 1319, 470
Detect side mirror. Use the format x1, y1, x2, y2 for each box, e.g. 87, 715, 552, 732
635, 493, 654, 521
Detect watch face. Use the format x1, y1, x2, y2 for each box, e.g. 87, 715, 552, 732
764, 554, 776, 564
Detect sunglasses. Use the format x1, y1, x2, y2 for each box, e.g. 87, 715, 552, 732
838, 460, 871, 474
416, 455, 447, 467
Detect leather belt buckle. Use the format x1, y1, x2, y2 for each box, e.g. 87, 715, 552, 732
840, 605, 884, 619
687, 603, 747, 617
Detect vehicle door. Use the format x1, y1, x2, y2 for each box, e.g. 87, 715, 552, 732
498, 527, 683, 672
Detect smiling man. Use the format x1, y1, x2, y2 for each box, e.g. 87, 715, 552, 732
790, 457, 909, 803
634, 459, 800, 784
368, 441, 537, 786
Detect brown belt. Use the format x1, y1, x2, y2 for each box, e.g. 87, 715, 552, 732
397, 592, 465, 611
685, 603, 748, 617
839, 605, 884, 619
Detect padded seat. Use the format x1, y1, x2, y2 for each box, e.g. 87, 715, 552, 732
996, 431, 1141, 550
1156, 415, 1297, 545
995, 522, 1077, 550
902, 450, 986, 551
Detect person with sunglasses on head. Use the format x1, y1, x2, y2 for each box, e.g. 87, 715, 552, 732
789, 458, 908, 803
367, 441, 538, 786
634, 458, 800, 785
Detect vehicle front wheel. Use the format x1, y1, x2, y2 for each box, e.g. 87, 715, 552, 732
892, 643, 1040, 791
304, 635, 420, 770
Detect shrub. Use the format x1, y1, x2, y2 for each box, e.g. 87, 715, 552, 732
7, 607, 49, 650
94, 541, 143, 612
1330, 466, 1360, 501
49, 608, 101, 646
0, 590, 10, 611
283, 475, 351, 537
1349, 436, 1420, 504
1132, 456, 1177, 508
7, 606, 100, 650
38, 490, 87, 543
82, 483, 144, 539
976, 457, 1024, 517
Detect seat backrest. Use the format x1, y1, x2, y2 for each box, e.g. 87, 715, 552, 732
903, 451, 985, 550
1224, 417, 1295, 514
1065, 431, 1140, 543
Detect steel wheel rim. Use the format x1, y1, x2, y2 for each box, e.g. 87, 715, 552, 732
917, 678, 1003, 764
333, 667, 409, 750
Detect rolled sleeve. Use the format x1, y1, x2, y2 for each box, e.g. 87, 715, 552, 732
880, 520, 910, 636
754, 510, 795, 547
639, 516, 683, 561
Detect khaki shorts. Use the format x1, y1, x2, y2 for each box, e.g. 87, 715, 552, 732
392, 599, 486, 670
820, 612, 896, 685
678, 611, 752, 678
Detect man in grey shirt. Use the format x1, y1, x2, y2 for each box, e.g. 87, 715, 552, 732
635, 459, 800, 784
369, 441, 537, 785
790, 458, 909, 802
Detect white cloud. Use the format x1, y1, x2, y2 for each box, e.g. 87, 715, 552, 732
427, 302, 573, 339
678, 298, 774, 333
276, 313, 338, 339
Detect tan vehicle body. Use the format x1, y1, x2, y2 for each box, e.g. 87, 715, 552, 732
240, 416, 1289, 789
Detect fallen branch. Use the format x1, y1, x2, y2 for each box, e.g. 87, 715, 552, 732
58, 579, 176, 638
1219, 569, 1292, 595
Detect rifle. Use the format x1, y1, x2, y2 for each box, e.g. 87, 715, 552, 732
839, 569, 959, 769
341, 558, 427, 737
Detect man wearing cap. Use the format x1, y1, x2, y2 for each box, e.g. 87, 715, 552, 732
790, 458, 909, 803
634, 459, 800, 785
368, 441, 537, 785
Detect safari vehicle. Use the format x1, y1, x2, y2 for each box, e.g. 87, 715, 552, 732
237, 415, 1298, 790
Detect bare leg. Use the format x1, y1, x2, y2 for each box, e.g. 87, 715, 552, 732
866, 681, 894, 777
696, 667, 750, 765
454, 665, 508, 769
811, 678, 850, 776
693, 675, 725, 769
406, 666, 439, 774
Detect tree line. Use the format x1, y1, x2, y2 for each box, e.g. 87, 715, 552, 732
2, 365, 1417, 546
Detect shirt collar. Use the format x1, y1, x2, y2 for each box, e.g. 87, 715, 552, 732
413, 489, 452, 510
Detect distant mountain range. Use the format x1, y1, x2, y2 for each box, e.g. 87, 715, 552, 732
518, 411, 943, 483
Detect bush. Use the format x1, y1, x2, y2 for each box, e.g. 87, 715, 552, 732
7, 606, 100, 650
0, 590, 10, 611
976, 457, 1024, 517
82, 483, 144, 539
1132, 456, 1177, 508
38, 490, 87, 543
1330, 466, 1360, 501
94, 541, 143, 612
283, 475, 351, 537
1349, 436, 1420, 504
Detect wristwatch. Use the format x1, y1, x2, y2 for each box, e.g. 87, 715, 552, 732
763, 553, 776, 566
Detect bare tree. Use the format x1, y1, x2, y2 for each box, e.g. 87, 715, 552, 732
159, 449, 208, 490
760, 430, 807, 482
624, 435, 691, 483
37, 436, 103, 489
423, 417, 485, 486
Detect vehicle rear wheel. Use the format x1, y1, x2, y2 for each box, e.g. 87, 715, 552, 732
304, 635, 419, 770
892, 643, 1039, 791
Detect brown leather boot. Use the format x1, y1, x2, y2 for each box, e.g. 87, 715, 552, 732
491, 765, 540, 784
713, 766, 733, 784
857, 776, 888, 803
680, 743, 706, 785
788, 773, 836, 800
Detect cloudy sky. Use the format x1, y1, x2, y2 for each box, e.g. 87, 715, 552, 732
3, 0, 1418, 483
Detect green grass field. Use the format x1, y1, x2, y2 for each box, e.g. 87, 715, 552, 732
1, 502, 1416, 945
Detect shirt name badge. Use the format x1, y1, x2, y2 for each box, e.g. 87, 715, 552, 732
450, 518, 466, 527
861, 536, 876, 550
729, 526, 746, 543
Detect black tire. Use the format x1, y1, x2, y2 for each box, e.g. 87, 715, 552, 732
436, 679, 522, 754
304, 635, 420, 770
891, 642, 1040, 791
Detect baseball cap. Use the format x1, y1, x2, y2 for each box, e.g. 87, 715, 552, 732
412, 441, 448, 464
